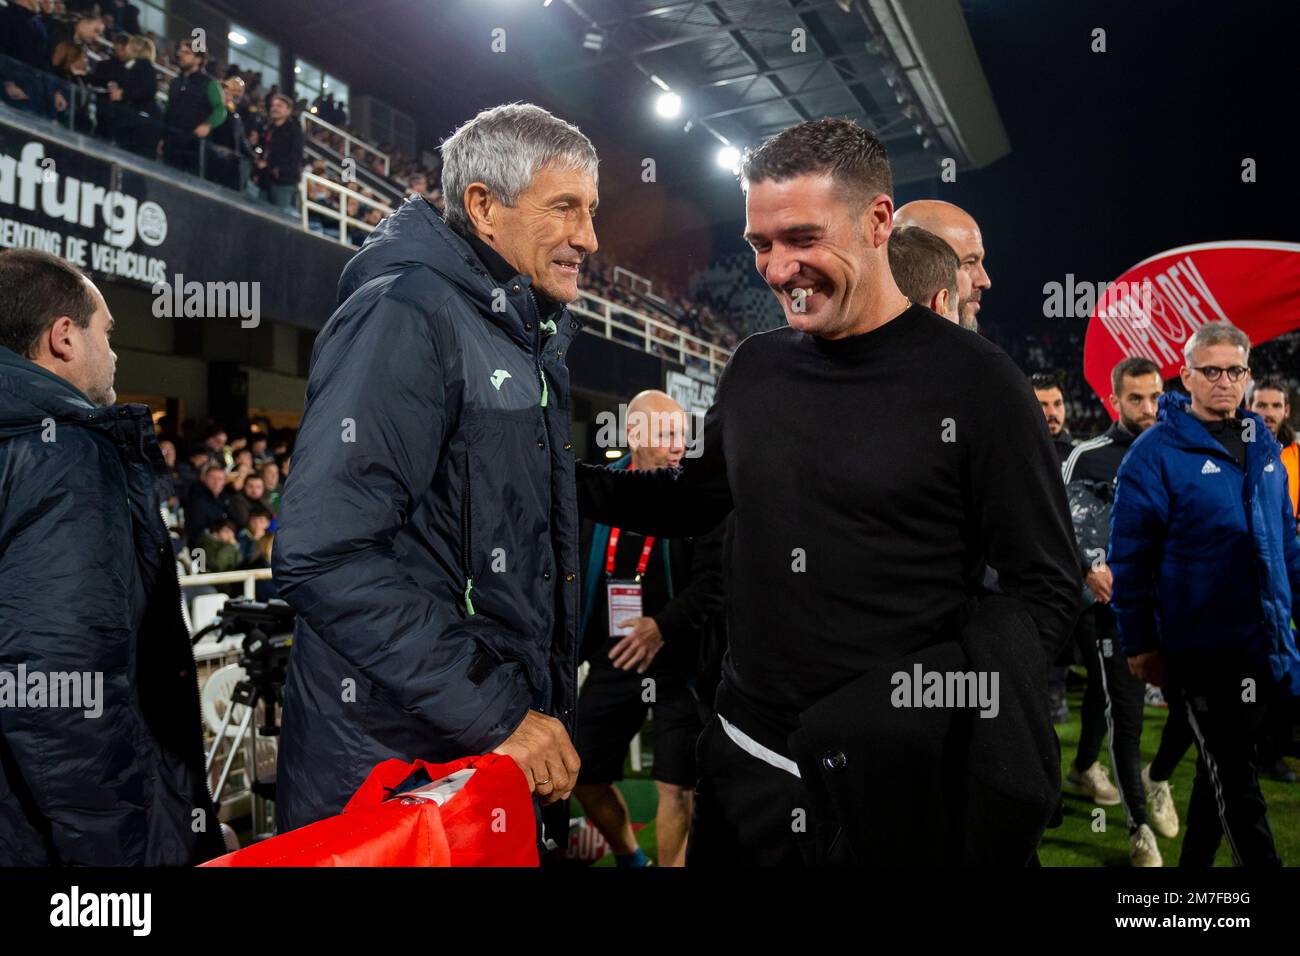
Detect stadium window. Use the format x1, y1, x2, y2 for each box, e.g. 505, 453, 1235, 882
296, 59, 349, 116
135, 0, 168, 37
227, 23, 281, 83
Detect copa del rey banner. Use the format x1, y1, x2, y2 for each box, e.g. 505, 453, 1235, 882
1084, 241, 1300, 418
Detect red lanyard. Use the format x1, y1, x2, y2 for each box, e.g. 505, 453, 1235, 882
606, 528, 655, 581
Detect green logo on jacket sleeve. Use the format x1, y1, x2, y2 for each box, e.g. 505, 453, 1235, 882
490, 369, 512, 390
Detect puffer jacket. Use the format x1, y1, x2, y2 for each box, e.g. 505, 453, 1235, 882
273, 196, 583, 831
0, 347, 222, 865
1109, 391, 1300, 694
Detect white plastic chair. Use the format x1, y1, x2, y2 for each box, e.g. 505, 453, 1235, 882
190, 593, 229, 636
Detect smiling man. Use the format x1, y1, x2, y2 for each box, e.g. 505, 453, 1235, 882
274, 104, 596, 859
577, 118, 1078, 866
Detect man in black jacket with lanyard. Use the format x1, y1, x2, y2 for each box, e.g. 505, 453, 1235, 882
574, 389, 726, 867
577, 118, 1079, 866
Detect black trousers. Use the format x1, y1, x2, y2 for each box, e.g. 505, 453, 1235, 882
1168, 652, 1281, 868
1149, 673, 1195, 781
1074, 605, 1148, 829
686, 715, 809, 867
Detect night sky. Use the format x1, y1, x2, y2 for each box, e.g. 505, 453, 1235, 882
908, 0, 1297, 344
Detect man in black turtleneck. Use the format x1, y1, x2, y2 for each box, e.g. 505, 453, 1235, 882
577, 119, 1079, 866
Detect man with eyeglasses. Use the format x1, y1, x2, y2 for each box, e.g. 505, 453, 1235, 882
1110, 321, 1300, 866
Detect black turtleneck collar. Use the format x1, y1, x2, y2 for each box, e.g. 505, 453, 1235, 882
449, 214, 564, 321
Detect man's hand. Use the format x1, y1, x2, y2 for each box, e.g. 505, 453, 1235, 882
52, 91, 67, 113
492, 709, 580, 804
610, 617, 663, 673
1085, 564, 1113, 603
1127, 650, 1163, 687
4, 81, 28, 101
194, 122, 211, 138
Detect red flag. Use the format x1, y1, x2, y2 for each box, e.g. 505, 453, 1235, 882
203, 754, 538, 867
1084, 241, 1300, 418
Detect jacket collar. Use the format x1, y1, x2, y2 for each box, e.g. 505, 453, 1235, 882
1105, 419, 1138, 447
456, 223, 566, 325
1155, 391, 1277, 468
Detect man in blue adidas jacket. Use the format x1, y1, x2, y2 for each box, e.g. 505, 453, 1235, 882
1110, 321, 1300, 867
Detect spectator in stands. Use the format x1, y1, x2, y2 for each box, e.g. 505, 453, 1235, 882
156, 435, 180, 506
184, 463, 230, 548
226, 472, 267, 528
249, 432, 273, 465
175, 444, 206, 500
0, 0, 57, 117
210, 75, 254, 193
89, 31, 129, 105
202, 423, 229, 468
162, 38, 226, 177
46, 11, 102, 55
238, 506, 273, 566
198, 518, 240, 572
1110, 321, 1300, 866
109, 35, 161, 157
894, 199, 991, 332
255, 92, 304, 210
49, 37, 92, 131
886, 225, 960, 324
259, 460, 282, 515
102, 1, 141, 35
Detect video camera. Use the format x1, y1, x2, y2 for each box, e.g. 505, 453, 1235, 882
192, 597, 296, 735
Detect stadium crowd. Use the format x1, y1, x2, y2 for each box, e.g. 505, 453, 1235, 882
153, 420, 294, 601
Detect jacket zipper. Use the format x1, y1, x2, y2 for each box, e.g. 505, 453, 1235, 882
528, 288, 549, 409
461, 448, 475, 616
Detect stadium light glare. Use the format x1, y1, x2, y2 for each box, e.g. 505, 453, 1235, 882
655, 91, 683, 119
717, 145, 741, 173
604, 449, 623, 459
228, 31, 248, 46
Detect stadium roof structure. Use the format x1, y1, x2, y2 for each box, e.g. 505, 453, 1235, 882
216, 0, 1009, 222
536, 0, 1010, 187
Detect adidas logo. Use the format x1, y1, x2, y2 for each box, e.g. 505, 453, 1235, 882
1200, 459, 1221, 475
490, 369, 512, 390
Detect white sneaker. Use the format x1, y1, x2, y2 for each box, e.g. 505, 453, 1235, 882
1142, 764, 1179, 838
1130, 823, 1163, 867
1066, 760, 1121, 806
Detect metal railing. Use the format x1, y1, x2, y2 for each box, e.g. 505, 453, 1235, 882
302, 109, 390, 178
570, 290, 731, 377
299, 171, 395, 247
179, 567, 273, 601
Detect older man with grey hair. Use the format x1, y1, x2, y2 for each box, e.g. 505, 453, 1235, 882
274, 103, 598, 857
1110, 321, 1300, 866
